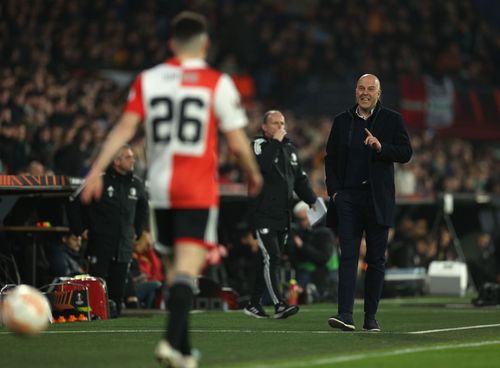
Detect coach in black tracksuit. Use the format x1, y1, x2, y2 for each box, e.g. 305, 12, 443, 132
68, 145, 148, 316
244, 110, 317, 320
325, 74, 412, 332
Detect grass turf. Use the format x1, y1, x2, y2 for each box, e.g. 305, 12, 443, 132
1, 296, 499, 367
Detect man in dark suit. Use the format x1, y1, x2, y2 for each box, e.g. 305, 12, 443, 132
324, 74, 412, 332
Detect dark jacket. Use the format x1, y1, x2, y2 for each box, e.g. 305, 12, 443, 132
325, 103, 412, 227
249, 136, 317, 230
47, 243, 85, 277
289, 224, 336, 268
68, 167, 149, 262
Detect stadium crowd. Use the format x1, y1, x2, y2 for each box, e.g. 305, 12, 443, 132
1, 0, 499, 304
1, 0, 499, 193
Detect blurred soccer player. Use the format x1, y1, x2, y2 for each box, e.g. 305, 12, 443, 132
81, 11, 262, 368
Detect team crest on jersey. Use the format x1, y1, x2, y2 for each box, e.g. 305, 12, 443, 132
106, 186, 114, 198
128, 187, 138, 200
290, 152, 298, 166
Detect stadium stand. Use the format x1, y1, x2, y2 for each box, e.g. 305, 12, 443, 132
1, 0, 499, 299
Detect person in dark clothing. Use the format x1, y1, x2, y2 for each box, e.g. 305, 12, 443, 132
0, 122, 28, 174
289, 201, 338, 302
47, 233, 86, 278
244, 110, 317, 319
468, 232, 499, 288
68, 144, 149, 316
128, 231, 164, 309
30, 126, 55, 169
325, 74, 412, 332
54, 126, 93, 177
224, 228, 261, 297
435, 226, 458, 261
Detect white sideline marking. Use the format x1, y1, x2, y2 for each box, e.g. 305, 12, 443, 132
0, 329, 342, 335
409, 323, 500, 334
1, 323, 500, 335
0, 329, 165, 335
253, 340, 500, 368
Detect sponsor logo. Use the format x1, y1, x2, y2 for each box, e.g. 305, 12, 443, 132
183, 72, 199, 83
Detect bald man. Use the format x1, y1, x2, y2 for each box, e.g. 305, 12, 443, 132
245, 110, 317, 320
324, 74, 412, 332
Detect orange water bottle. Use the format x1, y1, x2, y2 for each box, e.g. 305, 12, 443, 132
288, 279, 301, 305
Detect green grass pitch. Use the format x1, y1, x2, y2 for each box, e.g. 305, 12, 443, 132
1, 296, 499, 367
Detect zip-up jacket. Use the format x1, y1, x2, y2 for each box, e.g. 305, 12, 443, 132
249, 136, 317, 230
68, 167, 149, 262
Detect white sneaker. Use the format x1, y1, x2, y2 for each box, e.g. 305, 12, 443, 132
182, 355, 198, 368
154, 340, 199, 368
154, 340, 184, 368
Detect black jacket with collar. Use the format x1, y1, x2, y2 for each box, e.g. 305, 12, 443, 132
325, 102, 413, 227
68, 167, 149, 262
249, 135, 317, 230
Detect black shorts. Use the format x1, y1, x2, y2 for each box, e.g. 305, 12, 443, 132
153, 208, 219, 252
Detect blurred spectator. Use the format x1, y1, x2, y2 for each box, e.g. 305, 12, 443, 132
387, 217, 416, 268
134, 232, 165, 284
435, 226, 458, 261
395, 161, 417, 196
224, 228, 261, 297
128, 231, 164, 309
30, 126, 55, 168
204, 244, 229, 287
289, 201, 338, 302
0, 122, 28, 173
25, 160, 45, 176
47, 233, 86, 278
54, 126, 94, 176
412, 236, 437, 269
468, 232, 499, 288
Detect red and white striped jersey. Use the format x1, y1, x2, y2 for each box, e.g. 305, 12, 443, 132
125, 58, 247, 209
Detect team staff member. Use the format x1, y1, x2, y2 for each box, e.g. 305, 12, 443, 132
325, 74, 412, 332
80, 12, 262, 368
245, 110, 317, 319
68, 145, 148, 317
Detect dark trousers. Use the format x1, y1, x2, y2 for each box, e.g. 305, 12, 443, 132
335, 189, 388, 319
89, 258, 130, 315
251, 229, 288, 306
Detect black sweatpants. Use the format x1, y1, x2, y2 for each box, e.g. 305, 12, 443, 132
250, 228, 288, 306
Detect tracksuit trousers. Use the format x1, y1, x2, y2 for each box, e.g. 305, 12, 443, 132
250, 228, 288, 306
